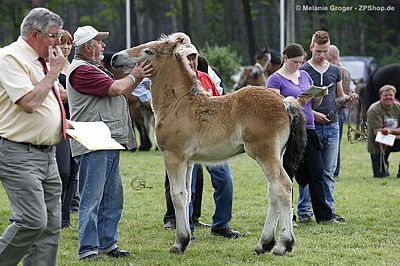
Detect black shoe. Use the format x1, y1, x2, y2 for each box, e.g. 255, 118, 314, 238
107, 247, 130, 258
332, 214, 346, 224
164, 220, 176, 230
299, 214, 312, 223
211, 227, 240, 239
79, 254, 102, 261
61, 222, 72, 229
194, 220, 211, 228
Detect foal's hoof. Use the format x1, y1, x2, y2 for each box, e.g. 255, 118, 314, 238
254, 246, 266, 255
272, 241, 292, 256
170, 245, 185, 254
272, 248, 286, 256
254, 239, 276, 255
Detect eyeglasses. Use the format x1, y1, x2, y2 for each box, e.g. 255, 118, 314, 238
36, 30, 63, 40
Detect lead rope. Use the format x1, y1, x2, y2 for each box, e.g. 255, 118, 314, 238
347, 96, 368, 144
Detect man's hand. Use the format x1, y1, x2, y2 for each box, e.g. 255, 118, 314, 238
314, 111, 330, 124
347, 90, 359, 102
379, 127, 391, 135
129, 60, 153, 83
48, 46, 66, 76
66, 119, 74, 129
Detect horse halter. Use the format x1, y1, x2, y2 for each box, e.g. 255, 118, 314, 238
347, 96, 368, 144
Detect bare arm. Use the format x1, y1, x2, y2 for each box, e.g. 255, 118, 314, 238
268, 86, 313, 106
16, 46, 66, 113
374, 127, 399, 136
108, 60, 153, 96
58, 83, 68, 101
336, 81, 358, 104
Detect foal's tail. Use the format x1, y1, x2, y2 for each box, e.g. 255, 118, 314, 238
283, 97, 307, 174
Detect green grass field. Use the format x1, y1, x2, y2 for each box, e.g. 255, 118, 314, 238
1, 134, 400, 265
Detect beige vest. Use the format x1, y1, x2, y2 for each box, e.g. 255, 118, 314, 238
66, 59, 136, 156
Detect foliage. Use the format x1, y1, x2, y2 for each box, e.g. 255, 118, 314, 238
1, 130, 400, 265
381, 47, 400, 65
200, 44, 243, 92
0, 1, 399, 73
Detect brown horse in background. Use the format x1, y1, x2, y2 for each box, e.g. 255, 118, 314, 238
111, 34, 307, 256
234, 47, 281, 90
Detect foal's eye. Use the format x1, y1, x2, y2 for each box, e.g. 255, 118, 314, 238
144, 49, 153, 55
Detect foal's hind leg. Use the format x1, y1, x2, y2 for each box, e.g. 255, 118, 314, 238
165, 155, 192, 254
270, 166, 294, 255
255, 162, 294, 255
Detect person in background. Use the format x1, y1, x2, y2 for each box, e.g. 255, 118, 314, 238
367, 85, 400, 178
67, 25, 152, 260
55, 29, 80, 229
163, 56, 214, 230
0, 7, 69, 265
298, 30, 357, 224
266, 43, 334, 225
327, 44, 352, 179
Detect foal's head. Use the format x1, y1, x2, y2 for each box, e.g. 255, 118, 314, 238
111, 34, 194, 79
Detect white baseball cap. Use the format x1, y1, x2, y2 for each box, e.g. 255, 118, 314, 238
178, 43, 198, 58
73, 25, 109, 47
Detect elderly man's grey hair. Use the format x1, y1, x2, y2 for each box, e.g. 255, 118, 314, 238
20, 8, 63, 38
379, 84, 397, 96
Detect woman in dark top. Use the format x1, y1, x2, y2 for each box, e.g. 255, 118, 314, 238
56, 30, 79, 228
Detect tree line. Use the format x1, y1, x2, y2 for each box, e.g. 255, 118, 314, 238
1, 0, 399, 66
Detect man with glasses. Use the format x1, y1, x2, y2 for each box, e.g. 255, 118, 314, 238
36, 29, 64, 39
67, 26, 152, 261
0, 8, 69, 265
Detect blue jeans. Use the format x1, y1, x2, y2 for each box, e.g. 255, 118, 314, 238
76, 150, 123, 258
189, 163, 233, 232
298, 122, 339, 216
297, 185, 313, 218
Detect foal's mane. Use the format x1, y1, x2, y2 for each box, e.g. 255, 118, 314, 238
150, 34, 209, 97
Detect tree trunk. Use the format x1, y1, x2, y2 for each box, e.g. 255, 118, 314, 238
192, 0, 205, 44
242, 0, 256, 64
181, 0, 190, 35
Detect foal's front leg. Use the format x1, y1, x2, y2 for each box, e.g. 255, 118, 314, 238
165, 158, 192, 254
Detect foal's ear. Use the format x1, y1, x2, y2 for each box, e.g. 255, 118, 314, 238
174, 43, 184, 60
175, 51, 182, 60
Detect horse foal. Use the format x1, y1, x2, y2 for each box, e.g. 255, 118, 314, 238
111, 34, 307, 256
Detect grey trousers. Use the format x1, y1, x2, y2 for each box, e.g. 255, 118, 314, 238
0, 138, 61, 266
